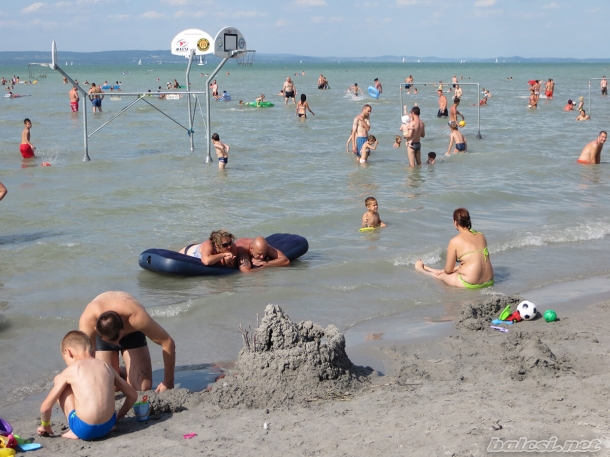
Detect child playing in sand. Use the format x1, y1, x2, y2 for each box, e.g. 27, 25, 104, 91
38, 331, 137, 441
358, 135, 377, 163
427, 152, 436, 164
446, 122, 467, 156
393, 136, 402, 148
362, 197, 386, 228
20, 118, 36, 158
212, 133, 230, 169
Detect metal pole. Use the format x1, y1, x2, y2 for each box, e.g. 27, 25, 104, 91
52, 64, 91, 160
589, 79, 593, 118
476, 83, 482, 139
185, 49, 195, 151
399, 84, 403, 116
205, 57, 229, 163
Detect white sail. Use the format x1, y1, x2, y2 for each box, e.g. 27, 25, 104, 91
138, 59, 142, 65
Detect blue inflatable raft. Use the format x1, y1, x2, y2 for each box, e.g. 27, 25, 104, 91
138, 233, 308, 276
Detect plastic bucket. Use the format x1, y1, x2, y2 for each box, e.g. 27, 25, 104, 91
133, 402, 150, 422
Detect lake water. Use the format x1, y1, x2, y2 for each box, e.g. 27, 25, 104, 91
1, 59, 610, 407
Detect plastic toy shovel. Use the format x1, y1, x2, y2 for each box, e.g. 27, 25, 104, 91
498, 305, 512, 321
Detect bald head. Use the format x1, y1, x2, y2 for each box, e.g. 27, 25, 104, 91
250, 237, 269, 260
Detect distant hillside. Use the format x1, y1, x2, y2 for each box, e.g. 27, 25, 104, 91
0, 50, 608, 66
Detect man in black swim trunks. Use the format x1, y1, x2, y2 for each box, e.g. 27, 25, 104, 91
283, 77, 296, 105
406, 106, 425, 167
79, 291, 176, 392
437, 89, 448, 117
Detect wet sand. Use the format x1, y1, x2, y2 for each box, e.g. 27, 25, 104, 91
3, 277, 610, 456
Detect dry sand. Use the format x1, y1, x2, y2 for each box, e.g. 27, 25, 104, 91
4, 296, 610, 456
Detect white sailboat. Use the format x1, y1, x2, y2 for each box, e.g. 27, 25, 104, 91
138, 59, 142, 66
495, 58, 498, 63
402, 57, 405, 63
198, 55, 205, 65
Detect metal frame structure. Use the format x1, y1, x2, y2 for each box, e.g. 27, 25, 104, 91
38, 40, 253, 163
587, 78, 606, 117
399, 82, 483, 139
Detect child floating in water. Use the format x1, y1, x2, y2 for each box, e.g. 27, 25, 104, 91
38, 331, 137, 440
446, 122, 467, 156
427, 152, 437, 164
393, 135, 402, 148
212, 132, 230, 170
362, 196, 386, 229
256, 94, 265, 105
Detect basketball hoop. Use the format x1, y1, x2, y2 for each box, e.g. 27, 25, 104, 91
235, 50, 256, 66
28, 63, 48, 80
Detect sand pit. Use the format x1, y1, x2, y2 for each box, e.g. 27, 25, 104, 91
208, 304, 377, 409
6, 295, 610, 456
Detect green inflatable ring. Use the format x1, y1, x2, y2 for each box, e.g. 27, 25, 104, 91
245, 101, 274, 107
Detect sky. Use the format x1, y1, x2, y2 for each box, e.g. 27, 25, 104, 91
0, 0, 608, 58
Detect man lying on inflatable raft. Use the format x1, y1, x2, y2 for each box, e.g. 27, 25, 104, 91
180, 230, 289, 272
139, 230, 308, 276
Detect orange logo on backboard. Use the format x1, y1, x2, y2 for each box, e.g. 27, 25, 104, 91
197, 38, 210, 52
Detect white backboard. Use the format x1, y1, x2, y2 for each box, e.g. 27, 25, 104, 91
171, 29, 214, 57
213, 27, 246, 59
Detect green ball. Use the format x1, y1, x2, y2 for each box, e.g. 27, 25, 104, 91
543, 310, 557, 322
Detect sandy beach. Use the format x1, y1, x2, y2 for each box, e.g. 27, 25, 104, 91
3, 279, 610, 457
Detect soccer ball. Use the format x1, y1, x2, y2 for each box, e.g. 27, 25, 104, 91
517, 300, 537, 320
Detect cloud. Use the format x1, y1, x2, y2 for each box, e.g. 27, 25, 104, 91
275, 18, 289, 27
474, 0, 495, 6
174, 10, 206, 18
294, 0, 328, 6
161, 0, 194, 4
140, 10, 164, 19
311, 16, 345, 23
22, 2, 47, 13
542, 2, 558, 9
54, 1, 72, 7
396, 0, 420, 5
357, 2, 378, 7
108, 14, 129, 19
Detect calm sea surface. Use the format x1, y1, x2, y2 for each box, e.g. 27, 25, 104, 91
1, 60, 610, 406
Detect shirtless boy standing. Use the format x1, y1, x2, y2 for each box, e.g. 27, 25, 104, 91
38, 331, 137, 441
20, 118, 36, 158
212, 133, 230, 169
406, 106, 425, 167
449, 98, 465, 125
362, 197, 386, 229
446, 122, 468, 155
577, 131, 606, 164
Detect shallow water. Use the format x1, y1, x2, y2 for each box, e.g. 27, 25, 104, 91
1, 60, 610, 406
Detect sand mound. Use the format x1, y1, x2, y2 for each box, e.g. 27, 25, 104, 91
121, 389, 199, 417
208, 304, 376, 409
456, 295, 523, 331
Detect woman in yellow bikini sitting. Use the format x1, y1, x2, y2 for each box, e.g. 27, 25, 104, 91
415, 208, 494, 289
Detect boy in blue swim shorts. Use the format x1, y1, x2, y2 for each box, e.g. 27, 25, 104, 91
38, 331, 137, 440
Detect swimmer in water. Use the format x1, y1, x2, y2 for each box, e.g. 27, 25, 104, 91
426, 152, 436, 165
358, 134, 377, 164
576, 131, 606, 164
296, 94, 314, 119
362, 196, 386, 228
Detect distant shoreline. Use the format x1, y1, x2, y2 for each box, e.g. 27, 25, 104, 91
1, 50, 610, 66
